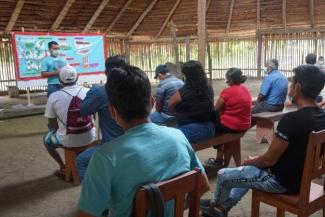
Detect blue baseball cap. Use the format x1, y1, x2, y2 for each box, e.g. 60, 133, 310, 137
154, 64, 169, 79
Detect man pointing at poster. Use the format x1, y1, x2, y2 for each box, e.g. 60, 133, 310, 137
41, 41, 68, 96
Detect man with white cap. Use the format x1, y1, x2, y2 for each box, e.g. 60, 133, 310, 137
43, 65, 96, 177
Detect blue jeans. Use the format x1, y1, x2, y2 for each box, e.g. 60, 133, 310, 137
178, 122, 215, 144
150, 112, 176, 126
214, 165, 287, 211
76, 145, 99, 181
47, 84, 61, 97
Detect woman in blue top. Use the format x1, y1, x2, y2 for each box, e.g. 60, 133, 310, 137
169, 60, 215, 144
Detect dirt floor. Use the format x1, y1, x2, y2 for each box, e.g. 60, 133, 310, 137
0, 79, 323, 217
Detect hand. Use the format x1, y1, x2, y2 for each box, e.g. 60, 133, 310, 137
242, 155, 258, 166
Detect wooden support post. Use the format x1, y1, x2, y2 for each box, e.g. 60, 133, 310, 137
206, 32, 212, 81
257, 0, 260, 29
186, 36, 190, 61
198, 0, 206, 69
171, 22, 181, 78
123, 40, 130, 63
282, 0, 287, 30
257, 33, 262, 78
310, 0, 315, 28
226, 0, 235, 34
27, 87, 32, 106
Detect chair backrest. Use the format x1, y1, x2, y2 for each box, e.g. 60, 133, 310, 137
299, 129, 325, 205
134, 169, 203, 217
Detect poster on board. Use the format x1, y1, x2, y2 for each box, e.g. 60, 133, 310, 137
12, 32, 107, 88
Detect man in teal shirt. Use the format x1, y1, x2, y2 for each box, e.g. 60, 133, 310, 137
77, 65, 208, 217
41, 41, 68, 96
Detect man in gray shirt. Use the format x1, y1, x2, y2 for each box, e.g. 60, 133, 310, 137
150, 64, 184, 125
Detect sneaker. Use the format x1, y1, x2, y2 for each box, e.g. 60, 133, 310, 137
200, 199, 227, 217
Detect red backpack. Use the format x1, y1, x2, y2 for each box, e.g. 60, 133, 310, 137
60, 88, 94, 134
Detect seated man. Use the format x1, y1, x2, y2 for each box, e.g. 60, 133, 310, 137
77, 55, 125, 181
252, 59, 288, 115
77, 65, 208, 217
150, 64, 184, 125
200, 65, 325, 217
43, 65, 96, 177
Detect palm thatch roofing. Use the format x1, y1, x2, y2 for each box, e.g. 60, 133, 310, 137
1, 0, 325, 39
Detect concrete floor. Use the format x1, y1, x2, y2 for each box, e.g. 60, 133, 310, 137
0, 79, 323, 217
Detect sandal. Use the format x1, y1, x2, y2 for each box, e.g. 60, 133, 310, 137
54, 168, 65, 179
200, 199, 228, 217
204, 158, 225, 168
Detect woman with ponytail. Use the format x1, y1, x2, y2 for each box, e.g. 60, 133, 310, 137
207, 68, 252, 167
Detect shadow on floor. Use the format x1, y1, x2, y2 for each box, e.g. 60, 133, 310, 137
0, 175, 76, 210
0, 131, 47, 140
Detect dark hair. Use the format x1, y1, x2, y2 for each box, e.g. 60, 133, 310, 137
106, 65, 151, 122
181, 60, 208, 94
226, 68, 246, 84
305, 53, 317, 65
266, 59, 279, 70
48, 41, 58, 49
105, 55, 127, 75
293, 65, 325, 100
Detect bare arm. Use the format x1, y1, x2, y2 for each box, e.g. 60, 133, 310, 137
215, 97, 225, 112
41, 70, 59, 78
168, 91, 182, 108
242, 136, 288, 167
48, 118, 59, 130
76, 210, 95, 217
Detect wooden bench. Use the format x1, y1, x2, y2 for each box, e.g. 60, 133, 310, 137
192, 132, 245, 168
252, 106, 297, 144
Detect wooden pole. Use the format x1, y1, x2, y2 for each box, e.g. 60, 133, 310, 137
257, 33, 262, 78
206, 31, 212, 81
83, 0, 111, 33
170, 21, 181, 78
5, 0, 25, 33
198, 0, 206, 69
186, 36, 190, 61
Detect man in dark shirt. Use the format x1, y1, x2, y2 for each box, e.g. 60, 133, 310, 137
200, 64, 325, 217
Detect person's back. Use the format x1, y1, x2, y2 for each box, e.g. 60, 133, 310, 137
47, 84, 96, 147
157, 75, 184, 116
220, 84, 252, 131
77, 65, 207, 217
262, 70, 288, 106
80, 84, 123, 143
79, 123, 202, 217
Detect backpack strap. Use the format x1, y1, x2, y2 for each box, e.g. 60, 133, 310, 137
143, 184, 165, 217
60, 87, 83, 97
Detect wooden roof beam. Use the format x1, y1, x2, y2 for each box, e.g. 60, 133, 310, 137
5, 0, 25, 33
51, 0, 75, 31
83, 0, 111, 33
282, 0, 286, 30
155, 0, 181, 39
106, 0, 133, 33
126, 0, 158, 37
226, 0, 235, 34
310, 0, 315, 28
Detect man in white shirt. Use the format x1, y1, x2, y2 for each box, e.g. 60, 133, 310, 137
43, 65, 96, 177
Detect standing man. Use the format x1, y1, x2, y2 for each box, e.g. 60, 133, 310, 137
150, 64, 184, 125
41, 41, 68, 96
252, 59, 288, 114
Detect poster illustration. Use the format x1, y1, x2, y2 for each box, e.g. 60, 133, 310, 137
12, 32, 106, 88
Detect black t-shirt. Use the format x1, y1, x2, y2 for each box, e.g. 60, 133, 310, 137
175, 84, 214, 125
271, 107, 325, 194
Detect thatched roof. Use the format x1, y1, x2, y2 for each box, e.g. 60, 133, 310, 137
1, 0, 325, 39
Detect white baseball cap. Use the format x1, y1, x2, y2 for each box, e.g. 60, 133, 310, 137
59, 65, 77, 84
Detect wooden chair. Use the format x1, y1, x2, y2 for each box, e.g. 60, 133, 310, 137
64, 140, 99, 185
251, 130, 325, 217
134, 169, 208, 217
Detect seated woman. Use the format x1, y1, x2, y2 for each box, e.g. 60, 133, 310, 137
169, 60, 215, 144
207, 68, 252, 167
